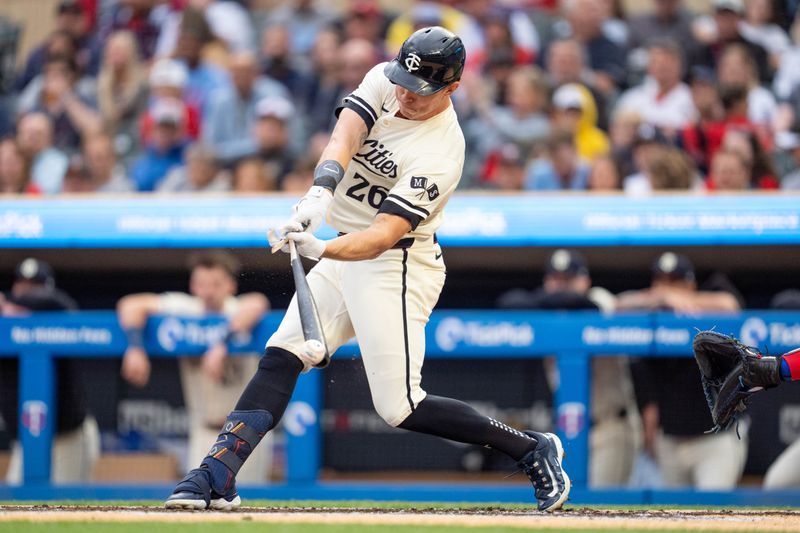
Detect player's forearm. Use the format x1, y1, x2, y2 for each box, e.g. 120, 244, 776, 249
228, 293, 269, 332
117, 294, 158, 328
615, 291, 661, 311
691, 292, 741, 313
322, 229, 398, 261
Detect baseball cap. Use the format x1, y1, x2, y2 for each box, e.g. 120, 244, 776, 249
5, 287, 72, 312
713, 0, 744, 14
256, 96, 294, 122
552, 84, 584, 111
149, 58, 189, 89
545, 249, 589, 277
14, 258, 55, 287
652, 252, 695, 282
151, 98, 186, 126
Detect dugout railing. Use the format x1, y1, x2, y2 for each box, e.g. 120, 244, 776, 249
2, 309, 800, 506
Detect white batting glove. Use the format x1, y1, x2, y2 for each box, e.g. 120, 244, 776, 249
267, 221, 302, 253
286, 231, 326, 261
289, 185, 333, 234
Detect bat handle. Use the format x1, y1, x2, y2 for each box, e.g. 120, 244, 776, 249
288, 238, 298, 262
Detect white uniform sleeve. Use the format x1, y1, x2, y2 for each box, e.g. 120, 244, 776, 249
335, 62, 390, 133
378, 156, 461, 230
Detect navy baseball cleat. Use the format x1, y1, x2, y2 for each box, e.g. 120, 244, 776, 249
517, 431, 571, 512
164, 467, 241, 511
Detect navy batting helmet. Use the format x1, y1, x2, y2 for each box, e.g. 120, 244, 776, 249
384, 26, 466, 96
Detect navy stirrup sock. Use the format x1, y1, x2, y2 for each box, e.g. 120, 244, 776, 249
201, 409, 273, 495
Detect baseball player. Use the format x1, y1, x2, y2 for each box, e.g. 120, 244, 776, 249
165, 27, 570, 512
117, 251, 271, 483
1, 258, 100, 484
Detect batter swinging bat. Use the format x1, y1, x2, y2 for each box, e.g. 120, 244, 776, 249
288, 240, 330, 368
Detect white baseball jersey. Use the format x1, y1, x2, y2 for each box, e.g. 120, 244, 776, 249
268, 63, 465, 428
329, 62, 465, 241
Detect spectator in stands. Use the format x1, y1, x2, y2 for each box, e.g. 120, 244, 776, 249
497, 249, 638, 488
486, 66, 551, 158
203, 51, 289, 164
623, 124, 671, 195
717, 43, 777, 128
738, 0, 790, 65
96, 31, 148, 162
551, 83, 610, 161
720, 127, 778, 188
690, 0, 771, 83
81, 133, 134, 192
588, 154, 621, 191
772, 17, 800, 102
172, 15, 231, 117
263, 0, 335, 57
544, 38, 607, 128
627, 0, 698, 56
16, 112, 69, 194
465, 66, 550, 185
385, 2, 485, 71
280, 162, 315, 193
15, 1, 92, 91
91, 0, 160, 67
130, 98, 188, 191
646, 146, 698, 190
16, 54, 101, 154
0, 138, 37, 194
707, 148, 751, 190
487, 143, 528, 191
615, 39, 697, 132
525, 131, 590, 190
157, 143, 230, 193
608, 109, 642, 179
302, 28, 344, 135
233, 157, 278, 192
680, 84, 751, 174
621, 252, 743, 490
468, 2, 539, 66
239, 96, 295, 189
260, 23, 313, 100
779, 134, 800, 189
117, 250, 271, 481
1, 258, 100, 485
142, 59, 201, 144
558, 0, 627, 94
339, 0, 390, 54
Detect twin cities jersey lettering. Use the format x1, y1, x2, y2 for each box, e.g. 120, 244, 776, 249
330, 63, 465, 241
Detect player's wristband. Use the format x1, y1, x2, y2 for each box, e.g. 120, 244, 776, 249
313, 160, 345, 192
124, 327, 144, 348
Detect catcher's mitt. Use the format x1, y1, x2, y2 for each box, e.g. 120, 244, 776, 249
692, 330, 782, 434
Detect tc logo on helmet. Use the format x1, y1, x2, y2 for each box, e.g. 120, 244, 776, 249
405, 53, 421, 72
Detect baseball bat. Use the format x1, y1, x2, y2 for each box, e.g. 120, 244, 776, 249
288, 240, 330, 368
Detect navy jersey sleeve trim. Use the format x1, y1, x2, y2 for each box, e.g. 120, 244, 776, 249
379, 197, 423, 230
335, 94, 377, 131
385, 194, 430, 216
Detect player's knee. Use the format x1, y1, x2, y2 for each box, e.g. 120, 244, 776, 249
371, 395, 414, 427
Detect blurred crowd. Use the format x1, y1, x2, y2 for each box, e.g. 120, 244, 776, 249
2, 0, 800, 194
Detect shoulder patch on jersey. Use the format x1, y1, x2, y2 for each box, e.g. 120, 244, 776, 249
410, 176, 428, 189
